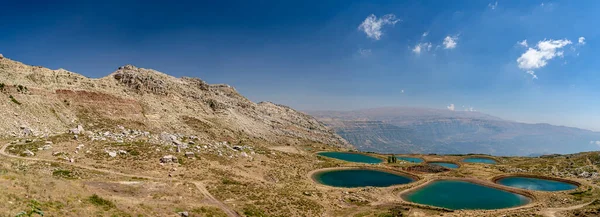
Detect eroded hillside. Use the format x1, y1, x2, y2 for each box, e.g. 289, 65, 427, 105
0, 55, 350, 148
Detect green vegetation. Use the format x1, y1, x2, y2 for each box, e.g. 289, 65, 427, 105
243, 205, 269, 217
52, 169, 73, 179
9, 95, 21, 105
17, 84, 28, 93
387, 155, 398, 163
222, 178, 243, 185
191, 207, 228, 217
15, 200, 44, 217
569, 187, 595, 201
87, 194, 115, 210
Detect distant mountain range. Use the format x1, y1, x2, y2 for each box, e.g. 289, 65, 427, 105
309, 107, 600, 156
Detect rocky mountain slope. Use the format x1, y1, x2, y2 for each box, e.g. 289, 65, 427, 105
0, 54, 350, 148
310, 108, 600, 156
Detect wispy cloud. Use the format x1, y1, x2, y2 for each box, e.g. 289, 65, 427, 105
447, 104, 455, 111
526, 70, 538, 79
590, 141, 600, 147
443, 36, 458, 49
518, 40, 528, 48
488, 1, 498, 10
412, 42, 432, 55
358, 14, 400, 40
422, 32, 429, 37
358, 48, 372, 57
516, 39, 572, 79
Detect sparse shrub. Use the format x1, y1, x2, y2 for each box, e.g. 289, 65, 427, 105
15, 200, 44, 217
52, 169, 73, 179
63, 99, 70, 106
222, 178, 242, 185
87, 194, 115, 210
243, 205, 269, 217
0, 83, 5, 91
9, 95, 21, 105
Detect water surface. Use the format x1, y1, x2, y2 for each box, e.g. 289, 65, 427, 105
462, 157, 497, 164
314, 169, 414, 188
402, 180, 530, 210
317, 152, 383, 164
496, 176, 577, 191
397, 157, 423, 163
428, 162, 459, 169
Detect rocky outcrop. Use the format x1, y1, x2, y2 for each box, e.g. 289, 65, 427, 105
0, 55, 351, 149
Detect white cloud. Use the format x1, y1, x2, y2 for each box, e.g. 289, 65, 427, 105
412, 42, 432, 54
516, 39, 572, 78
447, 104, 455, 111
518, 40, 528, 47
358, 48, 372, 57
591, 141, 600, 147
422, 32, 429, 37
578, 37, 585, 45
443, 36, 458, 49
358, 14, 400, 40
401, 89, 404, 93
488, 1, 498, 10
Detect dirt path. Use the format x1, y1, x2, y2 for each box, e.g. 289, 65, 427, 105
538, 201, 593, 217
1, 143, 240, 217
193, 182, 242, 217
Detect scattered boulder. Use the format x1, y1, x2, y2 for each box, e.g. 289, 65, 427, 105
38, 144, 52, 151
20, 126, 33, 137
69, 125, 85, 135
177, 211, 189, 217
240, 152, 249, 158
160, 155, 178, 163
232, 146, 243, 151
22, 149, 35, 156
185, 152, 195, 158
118, 150, 128, 155
106, 150, 117, 158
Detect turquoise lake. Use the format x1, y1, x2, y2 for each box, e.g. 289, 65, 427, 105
496, 176, 578, 191
317, 152, 383, 164
428, 162, 459, 169
397, 157, 423, 163
402, 180, 530, 210
462, 157, 497, 164
313, 169, 414, 188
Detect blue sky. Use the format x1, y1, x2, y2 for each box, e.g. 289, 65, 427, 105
1, 0, 599, 131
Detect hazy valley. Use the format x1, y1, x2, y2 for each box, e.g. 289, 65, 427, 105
311, 108, 600, 156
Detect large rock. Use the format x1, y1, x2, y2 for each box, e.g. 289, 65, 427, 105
160, 155, 178, 163
22, 149, 35, 156
185, 152, 195, 158
69, 125, 85, 135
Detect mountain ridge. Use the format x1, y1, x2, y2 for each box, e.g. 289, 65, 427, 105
310, 107, 600, 156
0, 55, 351, 148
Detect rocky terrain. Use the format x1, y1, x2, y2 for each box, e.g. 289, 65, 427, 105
0, 54, 599, 217
0, 55, 350, 148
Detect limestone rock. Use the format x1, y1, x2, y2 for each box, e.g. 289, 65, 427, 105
160, 155, 178, 163
185, 152, 194, 158
22, 149, 35, 156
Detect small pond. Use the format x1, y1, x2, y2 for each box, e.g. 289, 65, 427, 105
317, 152, 383, 164
313, 169, 415, 188
496, 176, 578, 191
397, 157, 423, 163
402, 180, 530, 210
428, 162, 459, 169
462, 157, 497, 164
